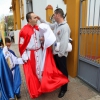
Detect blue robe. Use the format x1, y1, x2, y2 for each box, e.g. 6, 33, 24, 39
0, 48, 15, 100
9, 49, 21, 96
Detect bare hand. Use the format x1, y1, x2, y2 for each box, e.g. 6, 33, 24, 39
37, 16, 40, 20
40, 36, 44, 42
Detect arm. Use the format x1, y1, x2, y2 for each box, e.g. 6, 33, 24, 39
3, 47, 23, 68
19, 37, 29, 62
39, 18, 56, 30
10, 53, 24, 65
58, 29, 69, 57
21, 51, 28, 62
19, 32, 41, 62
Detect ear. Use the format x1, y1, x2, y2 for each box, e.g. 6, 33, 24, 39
28, 18, 31, 22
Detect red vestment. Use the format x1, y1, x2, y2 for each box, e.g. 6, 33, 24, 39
39, 47, 69, 92
19, 24, 69, 99
19, 24, 41, 98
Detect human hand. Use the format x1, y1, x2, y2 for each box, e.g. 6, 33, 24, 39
37, 16, 40, 20
40, 36, 44, 42
3, 46, 9, 59
3, 46, 8, 52
17, 58, 24, 64
23, 60, 28, 63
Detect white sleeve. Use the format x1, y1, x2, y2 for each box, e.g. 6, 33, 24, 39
19, 37, 29, 62
19, 37, 24, 44
3, 46, 9, 59
17, 58, 24, 64
10, 53, 24, 65
20, 37, 32, 61
21, 51, 28, 62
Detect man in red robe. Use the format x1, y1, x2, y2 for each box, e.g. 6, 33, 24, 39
19, 12, 69, 99
19, 12, 42, 98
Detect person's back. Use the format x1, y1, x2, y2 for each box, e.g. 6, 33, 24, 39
9, 31, 14, 36
9, 30, 14, 42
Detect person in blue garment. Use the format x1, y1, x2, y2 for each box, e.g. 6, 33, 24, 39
0, 37, 23, 99
0, 48, 15, 100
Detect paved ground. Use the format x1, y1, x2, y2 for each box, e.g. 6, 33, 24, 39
11, 43, 100, 100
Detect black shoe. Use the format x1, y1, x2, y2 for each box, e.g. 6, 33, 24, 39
16, 94, 21, 99
58, 91, 66, 98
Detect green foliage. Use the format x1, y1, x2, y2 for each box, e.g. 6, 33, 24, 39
0, 15, 14, 30
7, 15, 14, 29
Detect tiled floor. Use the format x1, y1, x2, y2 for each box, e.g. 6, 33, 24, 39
11, 43, 100, 100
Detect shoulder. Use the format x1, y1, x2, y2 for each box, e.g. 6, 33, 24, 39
54, 22, 57, 26
9, 49, 14, 52
19, 24, 31, 37
61, 23, 70, 32
62, 22, 69, 28
20, 25, 29, 32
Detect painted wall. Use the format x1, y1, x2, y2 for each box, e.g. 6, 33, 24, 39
33, 0, 47, 21
47, 0, 66, 14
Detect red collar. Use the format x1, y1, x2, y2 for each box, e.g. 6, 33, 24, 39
27, 24, 39, 31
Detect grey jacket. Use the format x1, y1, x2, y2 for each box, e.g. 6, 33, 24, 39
40, 19, 71, 57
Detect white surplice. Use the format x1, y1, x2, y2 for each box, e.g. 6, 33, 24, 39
39, 23, 56, 72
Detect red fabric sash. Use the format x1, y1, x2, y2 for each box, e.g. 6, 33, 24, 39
23, 50, 41, 98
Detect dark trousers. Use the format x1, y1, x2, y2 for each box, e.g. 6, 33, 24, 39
11, 36, 14, 42
54, 54, 68, 92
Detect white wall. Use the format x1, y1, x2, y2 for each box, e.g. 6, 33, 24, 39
33, 0, 66, 21
47, 0, 66, 14
33, 0, 47, 21
14, 30, 20, 44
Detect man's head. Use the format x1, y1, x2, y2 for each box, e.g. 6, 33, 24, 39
0, 37, 11, 48
53, 8, 65, 23
26, 12, 38, 26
